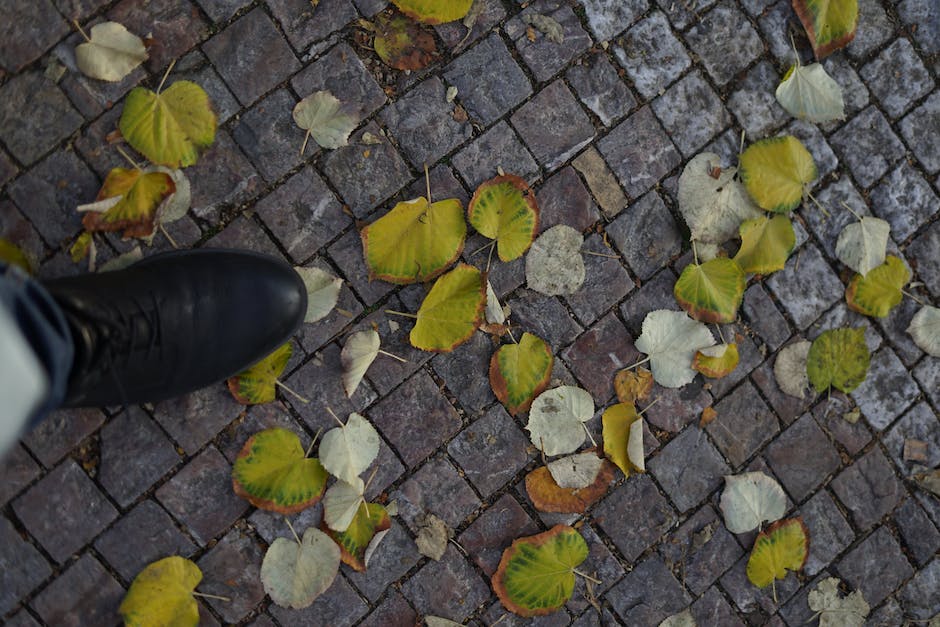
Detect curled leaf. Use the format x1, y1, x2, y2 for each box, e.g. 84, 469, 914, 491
522, 13, 565, 43
524, 462, 614, 513
296, 266, 343, 323
774, 340, 813, 399
415, 513, 452, 561
601, 403, 645, 476
341, 330, 380, 397
323, 479, 366, 532
322, 502, 390, 572
81, 167, 176, 240
906, 305, 940, 357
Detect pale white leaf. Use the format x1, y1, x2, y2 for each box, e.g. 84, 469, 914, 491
295, 266, 343, 323
152, 166, 191, 225
319, 412, 380, 486
485, 281, 506, 325
525, 225, 585, 296
628, 418, 645, 472
445, 86, 458, 103
547, 452, 604, 489
426, 617, 463, 627
678, 153, 763, 245
98, 246, 143, 273
363, 528, 390, 568
341, 330, 380, 397
77, 195, 122, 214
260, 527, 340, 609
807, 577, 870, 627
775, 62, 845, 123
835, 217, 890, 276
323, 478, 365, 532
526, 386, 594, 456
774, 340, 813, 399
634, 310, 716, 388
293, 91, 359, 150
415, 513, 451, 561
522, 13, 565, 43
360, 131, 384, 145
719, 471, 788, 534
906, 305, 940, 357
659, 609, 697, 627
75, 21, 148, 82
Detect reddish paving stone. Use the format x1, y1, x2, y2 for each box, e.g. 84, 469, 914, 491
197, 529, 265, 623
596, 474, 677, 562
0, 445, 40, 507
764, 413, 841, 501
606, 555, 691, 624
447, 405, 531, 497
203, 8, 300, 107
345, 521, 420, 602
108, 0, 209, 72
742, 284, 791, 352
247, 502, 322, 545
153, 384, 244, 456
326, 228, 395, 306
30, 554, 123, 627
562, 312, 640, 404
536, 166, 601, 233
837, 526, 914, 607
98, 407, 180, 507
644, 379, 713, 433
94, 500, 198, 582
216, 401, 305, 464
459, 494, 539, 576
830, 447, 905, 530
401, 545, 490, 622
659, 505, 743, 595
174, 50, 241, 124
0, 516, 52, 616
708, 380, 780, 469
155, 446, 249, 545
619, 268, 678, 334
391, 456, 480, 530
358, 589, 418, 627
205, 214, 283, 258
4, 611, 42, 627
511, 80, 595, 171
269, 574, 368, 626
649, 426, 731, 512
13, 460, 118, 564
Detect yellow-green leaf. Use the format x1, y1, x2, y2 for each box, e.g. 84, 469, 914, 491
806, 327, 870, 394
845, 255, 910, 318
492, 525, 589, 617
362, 196, 466, 284
693, 343, 740, 378
674, 257, 746, 324
746, 518, 809, 588
232, 427, 328, 514
0, 238, 32, 273
734, 215, 796, 275
793, 0, 859, 59
410, 264, 485, 352
601, 403, 644, 477
390, 0, 474, 24
489, 332, 553, 415
69, 232, 94, 264
119, 556, 202, 627
226, 343, 293, 405
322, 502, 391, 572
468, 174, 540, 262
81, 167, 175, 239
373, 12, 438, 70
739, 136, 817, 213
119, 81, 217, 168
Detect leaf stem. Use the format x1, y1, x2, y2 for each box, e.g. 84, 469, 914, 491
73, 19, 91, 42
583, 250, 621, 259
840, 200, 863, 222
378, 349, 407, 363
156, 59, 176, 95
901, 289, 926, 306
572, 569, 602, 584
637, 395, 662, 417
424, 163, 432, 206
806, 191, 830, 217
469, 239, 496, 258
285, 518, 302, 546
300, 130, 311, 157
159, 224, 179, 249
692, 240, 699, 266
384, 309, 418, 319
115, 145, 142, 170
192, 591, 231, 602
326, 406, 345, 427
305, 427, 322, 458
582, 423, 597, 448
625, 356, 651, 370
275, 379, 310, 404
363, 466, 379, 492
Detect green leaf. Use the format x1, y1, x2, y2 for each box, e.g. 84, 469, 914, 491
119, 81, 217, 168
362, 196, 467, 284
793, 0, 859, 59
410, 263, 485, 352
119, 557, 202, 627
232, 427, 328, 514
739, 136, 817, 213
81, 167, 176, 240
489, 332, 553, 416
373, 12, 438, 70
845, 255, 910, 318
323, 503, 391, 572
674, 257, 746, 324
492, 525, 589, 617
390, 0, 474, 24
0, 238, 32, 273
261, 527, 340, 609
468, 174, 540, 261
806, 327, 870, 394
734, 215, 796, 275
746, 518, 809, 588
226, 343, 292, 404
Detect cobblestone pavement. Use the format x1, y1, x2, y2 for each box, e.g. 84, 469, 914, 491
1, 0, 939, 625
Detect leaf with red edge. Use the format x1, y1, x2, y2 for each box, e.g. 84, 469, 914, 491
489, 332, 553, 416
322, 502, 390, 571
792, 0, 859, 59
746, 517, 810, 588
81, 167, 175, 239
524, 457, 615, 513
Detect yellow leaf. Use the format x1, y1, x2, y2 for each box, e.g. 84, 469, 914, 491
692, 343, 740, 378
410, 264, 485, 352
793, 0, 859, 58
0, 237, 33, 272
82, 167, 175, 239
226, 343, 293, 404
119, 556, 202, 627
845, 255, 910, 318
734, 215, 796, 275
489, 332, 553, 415
468, 174, 540, 261
390, 0, 474, 24
746, 518, 809, 588
601, 403, 644, 476
739, 136, 817, 213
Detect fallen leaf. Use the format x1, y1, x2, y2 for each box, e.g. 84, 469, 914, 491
793, 0, 858, 58
75, 21, 148, 82
525, 225, 585, 296
295, 266, 343, 323
227, 343, 293, 405
390, 0, 474, 24
700, 406, 718, 427
547, 451, 605, 489
734, 215, 796, 275
845, 255, 910, 318
693, 343, 740, 379
373, 12, 437, 70
485, 280, 507, 325
415, 513, 452, 561
614, 367, 653, 404
522, 13, 565, 43
98, 246, 143, 273
775, 61, 845, 122
323, 478, 366, 532
842, 407, 861, 424
489, 332, 553, 416
526, 385, 595, 456
525, 462, 614, 513
322, 501, 391, 571
363, 527, 390, 568
634, 310, 716, 388
468, 174, 540, 262
774, 340, 813, 399
81, 167, 176, 239
261, 527, 340, 609
674, 257, 746, 324
426, 617, 463, 627
677, 153, 762, 245
340, 330, 380, 397
720, 471, 788, 534
906, 305, 940, 357
409, 263, 485, 352
739, 135, 817, 213
835, 216, 890, 276
0, 238, 33, 273
601, 403, 645, 476
806, 327, 870, 394
119, 557, 202, 627
659, 609, 697, 627
293, 91, 359, 151
319, 412, 380, 487
492, 525, 588, 616
807, 577, 869, 627
746, 518, 809, 588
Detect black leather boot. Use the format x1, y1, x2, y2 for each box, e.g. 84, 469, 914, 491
42, 249, 307, 407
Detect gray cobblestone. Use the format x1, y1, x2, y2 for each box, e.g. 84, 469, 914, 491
447, 405, 530, 496
895, 497, 940, 567
613, 12, 690, 100
608, 191, 682, 280
653, 71, 731, 157
686, 3, 763, 87
99, 407, 180, 507
451, 121, 539, 189
0, 516, 52, 616
851, 347, 919, 430
837, 526, 913, 607
269, 0, 357, 51
884, 401, 940, 473
829, 106, 906, 189
728, 60, 788, 139
846, 0, 895, 59
607, 555, 691, 624
709, 380, 780, 469
597, 474, 677, 562
512, 79, 595, 171
402, 546, 490, 622
565, 233, 633, 325
831, 447, 905, 530
870, 162, 939, 242
767, 243, 843, 330
567, 53, 636, 127
650, 426, 731, 512
900, 92, 940, 175
861, 38, 933, 118
232, 89, 305, 183
798, 490, 854, 576
598, 106, 681, 199
30, 554, 123, 627
766, 413, 840, 501
504, 0, 593, 83
660, 505, 743, 595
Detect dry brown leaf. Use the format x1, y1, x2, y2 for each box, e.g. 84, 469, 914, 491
614, 367, 653, 404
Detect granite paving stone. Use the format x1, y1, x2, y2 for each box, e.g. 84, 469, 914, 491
821, 56, 871, 120
708, 380, 780, 469
435, 0, 505, 50
656, 0, 718, 29
4, 611, 42, 627
286, 342, 378, 430
566, 523, 625, 613
898, 557, 940, 619
612, 12, 690, 100
13, 460, 118, 564
205, 214, 283, 258
562, 311, 640, 403
535, 166, 601, 233
846, 0, 895, 59
108, 0, 210, 72
897, 0, 940, 54
197, 529, 265, 623
447, 405, 531, 497
0, 445, 40, 507
507, 290, 584, 349
811, 392, 874, 455
908, 221, 940, 298
381, 77, 472, 168
322, 122, 412, 218
619, 268, 678, 334
659, 505, 743, 595
797, 490, 855, 576
786, 120, 838, 185
805, 178, 870, 258
837, 526, 914, 607
596, 474, 677, 562
742, 284, 791, 351
883, 401, 940, 473
572, 146, 628, 217
155, 446, 249, 545
357, 589, 418, 627
269, 574, 368, 626
720, 550, 802, 615
431, 333, 494, 417
0, 151, 17, 187
511, 79, 595, 171
350, 299, 434, 395
894, 497, 940, 567
900, 91, 940, 174
268, 0, 357, 51
232, 89, 305, 183
53, 0, 111, 19
0, 516, 52, 616
831, 447, 905, 530
443, 34, 532, 126
727, 60, 788, 139
153, 384, 249, 456
326, 229, 394, 306
175, 50, 241, 124
565, 233, 633, 326
22, 407, 106, 468
913, 357, 939, 410
29, 554, 123, 627
870, 162, 939, 242
459, 494, 539, 576
94, 500, 198, 581
686, 3, 764, 87
451, 121, 539, 189
204, 8, 301, 107
607, 190, 682, 280
504, 0, 593, 83
765, 413, 840, 501
767, 243, 843, 330
391, 455, 480, 530
691, 586, 745, 626
195, 0, 251, 22
291, 43, 386, 119
829, 106, 906, 189
187, 131, 262, 222
650, 426, 731, 512
876, 296, 924, 368
0, 0, 69, 72
402, 546, 491, 622
644, 379, 713, 432
851, 347, 919, 430
607, 555, 691, 624
566, 53, 636, 127
861, 38, 933, 118
578, 0, 646, 41
598, 106, 681, 199
706, 328, 763, 399
345, 521, 420, 602
757, 0, 800, 62
98, 407, 180, 507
